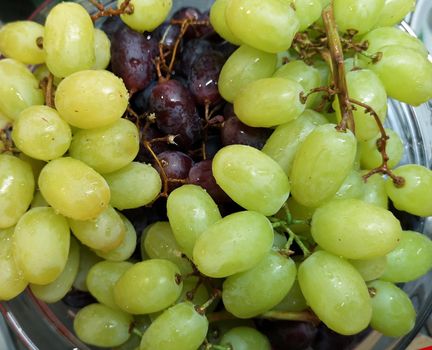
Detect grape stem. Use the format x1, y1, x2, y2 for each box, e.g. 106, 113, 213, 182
40, 73, 55, 108
88, 0, 134, 22
0, 123, 19, 154
260, 310, 320, 325
195, 289, 222, 315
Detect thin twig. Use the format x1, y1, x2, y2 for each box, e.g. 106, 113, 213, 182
89, 0, 134, 22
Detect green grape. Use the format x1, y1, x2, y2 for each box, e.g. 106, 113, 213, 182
12, 105, 72, 161
0, 227, 28, 301
290, 124, 357, 208
222, 252, 296, 318
225, 0, 299, 53
167, 185, 222, 258
44, 2, 95, 77
207, 319, 256, 345
262, 109, 327, 176
368, 280, 416, 337
114, 315, 151, 350
298, 250, 372, 335
93, 28, 111, 70
361, 172, 388, 209
74, 303, 133, 348
286, 196, 315, 233
361, 27, 428, 58
349, 256, 387, 282
294, 0, 322, 32
141, 222, 193, 275
359, 129, 404, 170
220, 327, 271, 350
368, 46, 432, 106
272, 232, 288, 250
87, 260, 133, 310
0, 21, 45, 64
177, 276, 209, 306
103, 162, 162, 210
273, 60, 322, 109
333, 0, 385, 35
55, 69, 129, 129
0, 154, 35, 229
69, 206, 125, 252
13, 207, 70, 285
374, 0, 416, 27
334, 69, 387, 142
331, 170, 365, 202
119, 0, 172, 32
18, 153, 46, 182
210, 0, 242, 45
30, 237, 80, 303
94, 213, 137, 262
39, 157, 110, 220
272, 280, 308, 312
193, 211, 273, 278
213, 145, 290, 216
73, 244, 103, 292
385, 164, 432, 216
234, 77, 305, 127
32, 64, 62, 86
381, 230, 432, 283
218, 45, 277, 103
69, 118, 139, 174
0, 58, 44, 120
311, 199, 402, 259
114, 259, 182, 314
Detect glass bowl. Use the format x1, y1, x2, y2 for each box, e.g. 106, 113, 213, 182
1, 1, 431, 349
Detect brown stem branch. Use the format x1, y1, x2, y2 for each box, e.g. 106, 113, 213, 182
89, 0, 134, 22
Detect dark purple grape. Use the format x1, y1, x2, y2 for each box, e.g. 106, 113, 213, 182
62, 289, 97, 309
100, 16, 126, 41
255, 320, 318, 350
135, 124, 172, 163
204, 133, 223, 159
179, 38, 213, 77
221, 115, 272, 149
188, 159, 230, 203
312, 324, 367, 350
215, 40, 238, 59
154, 151, 193, 191
111, 26, 158, 94
130, 81, 158, 114
154, 22, 181, 51
188, 51, 225, 106
173, 7, 216, 40
149, 79, 202, 149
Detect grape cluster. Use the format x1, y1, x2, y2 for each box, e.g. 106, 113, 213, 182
0, 0, 432, 349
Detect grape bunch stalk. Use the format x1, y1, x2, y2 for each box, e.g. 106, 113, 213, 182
0, 0, 432, 349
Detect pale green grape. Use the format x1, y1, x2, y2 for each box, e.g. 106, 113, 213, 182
69, 118, 139, 174
139, 302, 208, 350
385, 164, 432, 216
142, 222, 193, 275
221, 327, 271, 350
286, 196, 315, 233
0, 227, 28, 301
272, 280, 307, 312
290, 124, 357, 208
18, 153, 46, 182
193, 211, 273, 278
74, 303, 133, 348
213, 145, 290, 216
0, 21, 45, 64
93, 28, 111, 70
272, 232, 288, 250
120, 0, 172, 32
334, 69, 387, 142
69, 206, 125, 252
368, 280, 415, 337
167, 184, 221, 258
210, 0, 242, 45
38, 157, 111, 221
33, 64, 62, 86
87, 261, 133, 310
298, 250, 372, 335
12, 105, 72, 161
349, 256, 387, 282
361, 27, 428, 58
294, 0, 322, 32
368, 46, 432, 106
374, 0, 416, 27
234, 77, 305, 127
331, 170, 365, 202
333, 0, 385, 35
94, 213, 137, 262
55, 69, 129, 129
114, 259, 182, 314
381, 230, 432, 283
361, 172, 388, 209
262, 109, 327, 176
359, 129, 404, 169
103, 162, 162, 210
311, 199, 402, 259
30, 237, 80, 303
273, 60, 322, 109
13, 207, 70, 285
0, 58, 44, 120
73, 244, 103, 291
44, 2, 95, 77
0, 154, 35, 228
225, 0, 299, 53
177, 276, 209, 306
218, 45, 277, 103
223, 252, 296, 318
